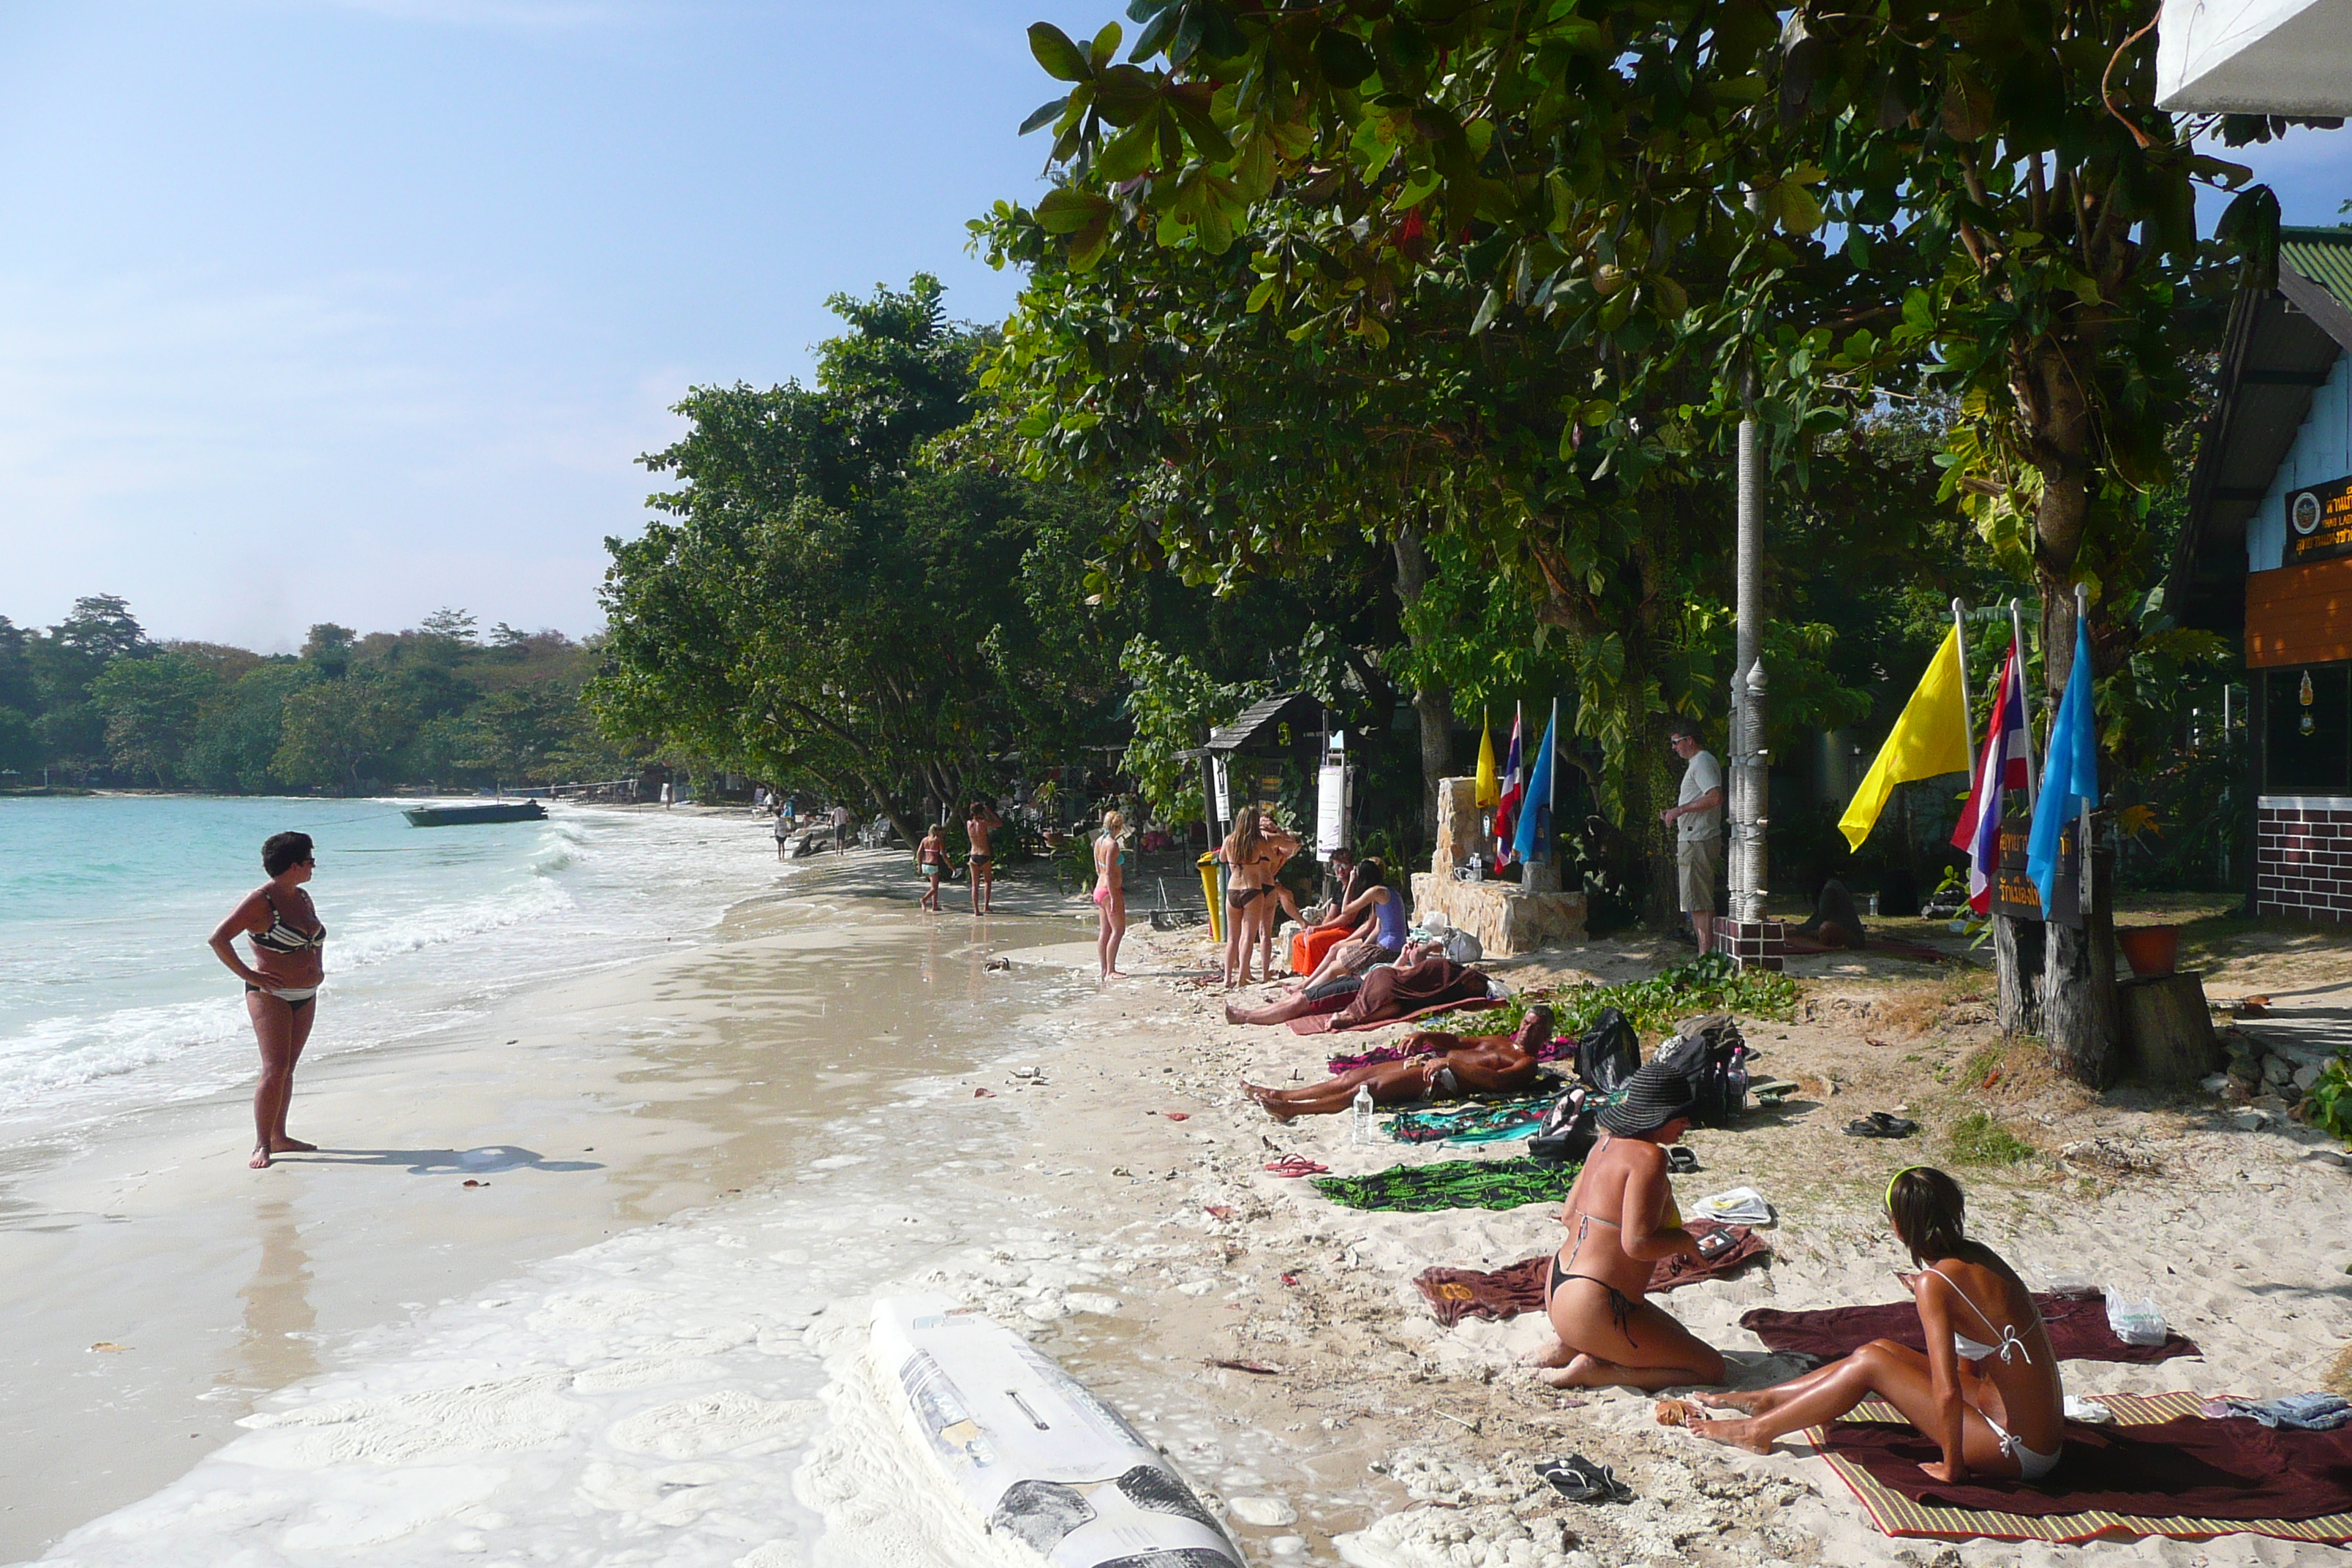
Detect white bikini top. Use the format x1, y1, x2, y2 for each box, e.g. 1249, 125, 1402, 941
1926, 1264, 2035, 1365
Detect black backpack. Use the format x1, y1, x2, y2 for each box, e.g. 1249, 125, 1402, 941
1527, 1085, 1599, 1168
1650, 1012, 1750, 1127
1573, 1007, 1640, 1095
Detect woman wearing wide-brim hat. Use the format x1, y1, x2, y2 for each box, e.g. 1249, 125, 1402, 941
1532, 1058, 1727, 1390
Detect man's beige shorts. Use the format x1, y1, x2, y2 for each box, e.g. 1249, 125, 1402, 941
1677, 837, 1721, 913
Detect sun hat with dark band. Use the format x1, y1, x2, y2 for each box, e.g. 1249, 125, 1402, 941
1597, 1058, 1698, 1135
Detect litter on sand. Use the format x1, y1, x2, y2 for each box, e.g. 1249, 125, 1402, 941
1690, 1185, 1776, 1225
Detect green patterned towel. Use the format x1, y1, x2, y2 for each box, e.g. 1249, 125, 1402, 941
1311, 1157, 1582, 1213
1384, 1096, 1553, 1145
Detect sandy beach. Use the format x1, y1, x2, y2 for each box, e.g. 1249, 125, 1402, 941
18, 848, 2352, 1567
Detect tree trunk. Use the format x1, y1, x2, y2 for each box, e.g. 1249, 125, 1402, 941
2043, 848, 2120, 1085
1390, 523, 1455, 843
1994, 912, 2043, 1035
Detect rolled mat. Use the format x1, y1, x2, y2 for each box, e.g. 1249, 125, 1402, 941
1815, 1392, 2352, 1542
1414, 1221, 1770, 1327
1288, 995, 1504, 1036
1741, 1290, 2199, 1365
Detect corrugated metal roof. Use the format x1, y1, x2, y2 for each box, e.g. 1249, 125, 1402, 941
2282, 227, 2352, 310
1205, 690, 1326, 755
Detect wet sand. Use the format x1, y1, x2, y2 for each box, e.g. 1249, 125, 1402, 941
0, 856, 1093, 1558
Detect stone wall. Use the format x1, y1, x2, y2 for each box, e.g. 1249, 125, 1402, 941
1411, 776, 1585, 957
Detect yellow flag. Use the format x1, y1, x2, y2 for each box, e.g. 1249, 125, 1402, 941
1474, 714, 1499, 807
1838, 625, 1972, 851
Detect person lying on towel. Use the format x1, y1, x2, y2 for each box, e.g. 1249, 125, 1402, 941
1530, 1059, 1727, 1391
1242, 1006, 1552, 1121
1665, 1165, 2064, 1482
1225, 939, 1488, 1028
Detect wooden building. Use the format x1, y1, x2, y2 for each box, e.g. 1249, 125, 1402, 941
2172, 227, 2352, 919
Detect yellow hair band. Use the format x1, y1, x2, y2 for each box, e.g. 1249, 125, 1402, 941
1885, 1166, 1928, 1214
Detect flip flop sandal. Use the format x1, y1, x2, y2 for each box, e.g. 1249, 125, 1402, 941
1262, 1156, 1328, 1177
1534, 1455, 1632, 1504
1666, 1147, 1701, 1174
1869, 1111, 1920, 1137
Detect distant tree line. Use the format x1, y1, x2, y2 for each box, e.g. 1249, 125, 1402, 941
0, 595, 634, 794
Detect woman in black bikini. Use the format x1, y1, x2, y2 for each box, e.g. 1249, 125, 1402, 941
1218, 810, 1283, 987
207, 832, 326, 1169
1533, 1058, 1727, 1390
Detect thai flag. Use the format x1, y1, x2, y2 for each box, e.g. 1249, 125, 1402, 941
1950, 646, 2032, 914
1493, 704, 1526, 862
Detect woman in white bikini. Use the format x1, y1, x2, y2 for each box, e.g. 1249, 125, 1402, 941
1091, 808, 1128, 981
1672, 1165, 2065, 1483
208, 831, 326, 1169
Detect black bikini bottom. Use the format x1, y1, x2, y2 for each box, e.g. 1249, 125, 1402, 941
1550, 1256, 1639, 1344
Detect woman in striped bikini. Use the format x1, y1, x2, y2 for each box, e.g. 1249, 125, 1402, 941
208, 832, 327, 1169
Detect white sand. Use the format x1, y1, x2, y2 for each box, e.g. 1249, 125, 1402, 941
20, 878, 2352, 1568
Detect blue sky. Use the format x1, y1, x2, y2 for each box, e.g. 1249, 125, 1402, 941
0, 1, 2344, 650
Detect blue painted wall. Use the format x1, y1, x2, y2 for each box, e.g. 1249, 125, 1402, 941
2247, 348, 2352, 573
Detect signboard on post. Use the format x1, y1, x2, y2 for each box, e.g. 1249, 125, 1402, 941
1211, 756, 1231, 826
1316, 763, 1349, 853
1993, 813, 2085, 928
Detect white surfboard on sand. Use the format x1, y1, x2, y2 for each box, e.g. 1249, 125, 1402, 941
872, 1295, 1245, 1568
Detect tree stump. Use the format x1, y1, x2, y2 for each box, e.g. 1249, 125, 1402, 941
2120, 972, 2221, 1090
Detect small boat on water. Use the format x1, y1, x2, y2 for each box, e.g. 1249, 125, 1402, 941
402, 801, 549, 828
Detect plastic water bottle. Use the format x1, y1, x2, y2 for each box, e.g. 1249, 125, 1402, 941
1351, 1082, 1376, 1146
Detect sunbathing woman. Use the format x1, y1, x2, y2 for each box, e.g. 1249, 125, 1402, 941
1225, 859, 1405, 1022
1242, 1006, 1551, 1120
1531, 1058, 1727, 1390
1668, 1166, 2062, 1482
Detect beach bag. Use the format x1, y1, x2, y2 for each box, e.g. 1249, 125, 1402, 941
1528, 1086, 1599, 1169
1574, 1008, 1640, 1095
1653, 1013, 1750, 1127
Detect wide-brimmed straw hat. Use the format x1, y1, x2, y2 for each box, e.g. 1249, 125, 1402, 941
1597, 1058, 1697, 1136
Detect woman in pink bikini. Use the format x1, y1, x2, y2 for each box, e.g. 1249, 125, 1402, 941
1670, 1166, 2064, 1483
1091, 808, 1128, 980
207, 831, 326, 1169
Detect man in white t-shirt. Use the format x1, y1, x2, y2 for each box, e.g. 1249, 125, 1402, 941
1660, 718, 1725, 952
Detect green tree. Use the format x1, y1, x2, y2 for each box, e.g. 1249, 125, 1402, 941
89, 652, 222, 786
273, 679, 414, 794
185, 663, 312, 794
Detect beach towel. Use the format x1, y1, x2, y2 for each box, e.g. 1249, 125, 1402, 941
1815, 1392, 2352, 1543
1741, 1288, 2200, 1365
1330, 1033, 1575, 1074
1303, 951, 1493, 1033
1411, 1221, 1769, 1327
1384, 1096, 1555, 1145
1310, 1157, 1578, 1213
1289, 995, 1504, 1036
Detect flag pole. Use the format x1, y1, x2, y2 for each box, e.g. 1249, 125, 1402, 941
1546, 696, 1558, 863
2009, 597, 2040, 811
1951, 598, 1978, 788
2075, 582, 2093, 913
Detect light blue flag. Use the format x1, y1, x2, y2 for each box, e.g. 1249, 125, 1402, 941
2025, 617, 2099, 908
1512, 704, 1559, 864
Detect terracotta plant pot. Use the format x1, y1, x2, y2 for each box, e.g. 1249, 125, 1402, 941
2117, 924, 2182, 979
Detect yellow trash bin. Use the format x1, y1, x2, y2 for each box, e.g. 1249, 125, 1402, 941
1198, 851, 1224, 944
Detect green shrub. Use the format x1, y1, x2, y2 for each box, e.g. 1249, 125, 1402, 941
1948, 1109, 2035, 1166
1422, 950, 1801, 1039
2307, 1058, 2351, 1142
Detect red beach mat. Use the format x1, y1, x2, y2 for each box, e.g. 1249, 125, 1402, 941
1812, 1392, 2352, 1544
1287, 996, 1505, 1036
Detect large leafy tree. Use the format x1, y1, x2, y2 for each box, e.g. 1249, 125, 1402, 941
592, 278, 1128, 841
1006, 0, 2312, 1077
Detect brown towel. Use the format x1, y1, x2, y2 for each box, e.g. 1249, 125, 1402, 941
1287, 995, 1504, 1036
1741, 1290, 2199, 1364
1828, 1414, 2352, 1523
1414, 1221, 1768, 1328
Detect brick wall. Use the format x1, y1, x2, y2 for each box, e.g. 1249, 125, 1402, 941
2255, 797, 2352, 921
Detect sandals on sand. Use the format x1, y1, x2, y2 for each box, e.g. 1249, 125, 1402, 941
1534, 1455, 1632, 1504
1844, 1110, 1919, 1139
1262, 1156, 1329, 1177
1665, 1146, 1701, 1175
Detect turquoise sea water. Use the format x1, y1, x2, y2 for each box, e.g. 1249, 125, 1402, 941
0, 796, 785, 1139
